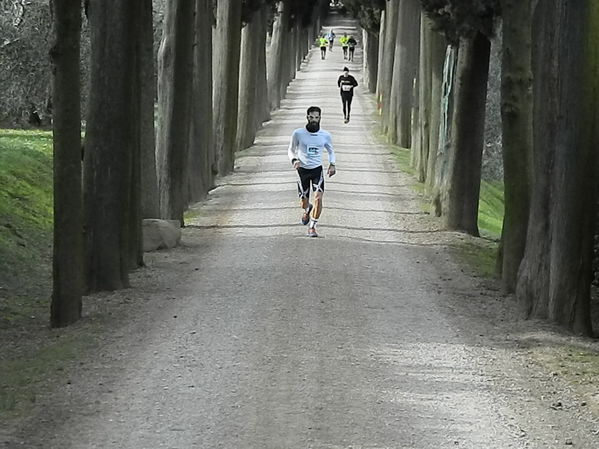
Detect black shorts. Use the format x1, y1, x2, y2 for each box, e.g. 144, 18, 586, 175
297, 166, 324, 199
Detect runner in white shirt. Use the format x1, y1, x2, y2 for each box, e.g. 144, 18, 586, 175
288, 106, 336, 237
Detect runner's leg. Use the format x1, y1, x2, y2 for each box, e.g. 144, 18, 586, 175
347, 94, 353, 121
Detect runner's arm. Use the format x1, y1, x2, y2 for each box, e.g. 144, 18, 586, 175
288, 132, 300, 167
324, 133, 335, 165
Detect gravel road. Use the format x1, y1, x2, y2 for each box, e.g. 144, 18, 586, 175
4, 13, 599, 449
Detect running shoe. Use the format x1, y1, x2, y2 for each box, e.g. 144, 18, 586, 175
301, 204, 313, 225
307, 227, 318, 237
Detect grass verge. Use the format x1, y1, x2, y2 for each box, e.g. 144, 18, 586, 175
384, 137, 502, 278
0, 129, 53, 325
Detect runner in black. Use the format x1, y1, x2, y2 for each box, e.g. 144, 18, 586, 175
347, 35, 357, 61
337, 67, 358, 124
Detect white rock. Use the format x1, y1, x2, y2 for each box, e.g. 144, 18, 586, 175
142, 219, 182, 252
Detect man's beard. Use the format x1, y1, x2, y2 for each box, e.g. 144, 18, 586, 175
306, 122, 320, 133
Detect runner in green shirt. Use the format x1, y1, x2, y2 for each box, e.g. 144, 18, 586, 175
339, 33, 349, 60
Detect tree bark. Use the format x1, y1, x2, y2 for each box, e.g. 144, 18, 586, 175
139, 0, 158, 219
375, 9, 385, 112
424, 27, 447, 195
499, 0, 533, 292
156, 0, 194, 223
257, 6, 270, 124
444, 32, 490, 235
417, 14, 431, 183
377, 1, 398, 127
189, 0, 214, 201
362, 29, 379, 93
83, 0, 140, 291
49, 0, 83, 327
431, 44, 458, 215
213, 0, 242, 175
394, 0, 420, 148
267, 1, 290, 111
548, 0, 595, 333
237, 7, 264, 150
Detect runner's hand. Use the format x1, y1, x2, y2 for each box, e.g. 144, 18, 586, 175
328, 164, 336, 177
293, 161, 300, 170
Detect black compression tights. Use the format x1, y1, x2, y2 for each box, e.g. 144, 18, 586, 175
341, 94, 353, 118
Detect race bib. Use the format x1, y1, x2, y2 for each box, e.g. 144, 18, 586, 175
307, 146, 319, 155
342, 84, 352, 91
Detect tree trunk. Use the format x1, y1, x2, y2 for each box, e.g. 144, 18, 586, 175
267, 1, 285, 110
237, 8, 264, 150
375, 9, 385, 112
395, 0, 421, 148
444, 32, 490, 235
189, 0, 215, 201
516, 2, 559, 320
128, 0, 149, 270
257, 6, 270, 124
377, 1, 398, 126
49, 0, 83, 327
417, 15, 432, 184
535, 0, 597, 335
499, 0, 533, 292
362, 29, 379, 93
431, 44, 458, 215
213, 0, 242, 175
424, 27, 448, 195
140, 0, 158, 219
83, 0, 139, 291
156, 0, 194, 223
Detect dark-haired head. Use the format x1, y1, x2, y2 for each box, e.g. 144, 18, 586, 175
306, 106, 321, 116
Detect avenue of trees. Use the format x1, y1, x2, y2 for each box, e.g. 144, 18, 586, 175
348, 0, 598, 335
4, 0, 593, 335
48, 0, 329, 327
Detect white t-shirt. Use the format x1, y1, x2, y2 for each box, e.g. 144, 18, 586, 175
287, 127, 336, 169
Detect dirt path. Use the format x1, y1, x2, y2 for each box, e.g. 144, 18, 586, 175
4, 14, 599, 449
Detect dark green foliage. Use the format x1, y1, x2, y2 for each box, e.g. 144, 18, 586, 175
340, 0, 385, 33
242, 0, 273, 24
420, 0, 499, 43
289, 0, 318, 29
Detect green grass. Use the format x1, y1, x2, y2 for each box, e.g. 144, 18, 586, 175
379, 130, 504, 278
478, 180, 504, 239
0, 129, 54, 324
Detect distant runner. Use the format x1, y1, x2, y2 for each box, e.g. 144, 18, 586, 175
327, 29, 336, 51
288, 106, 336, 238
337, 67, 358, 123
348, 35, 357, 61
318, 35, 328, 60
340, 33, 349, 60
